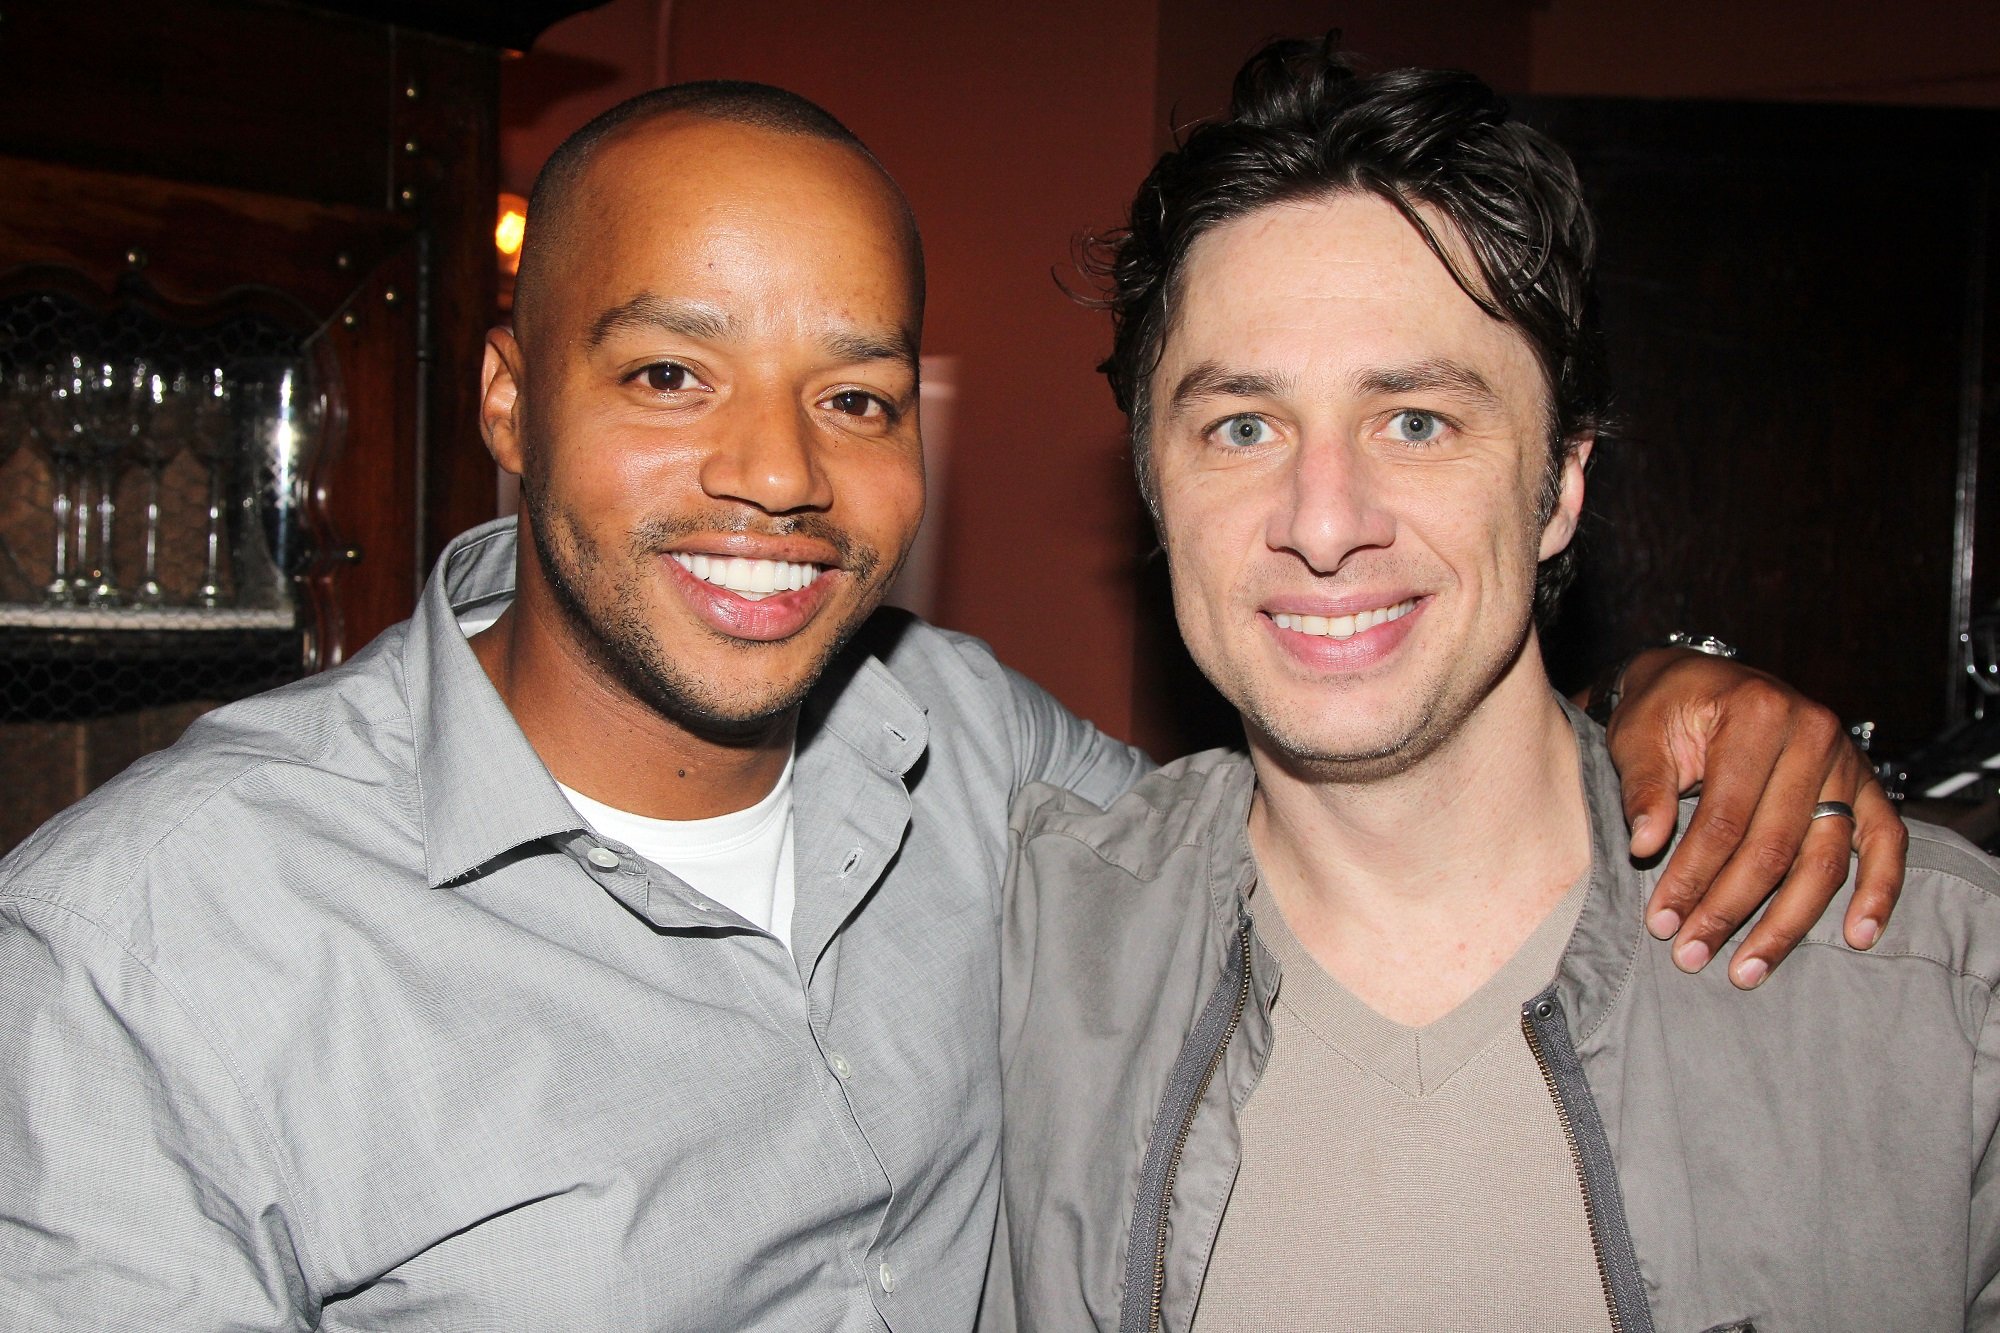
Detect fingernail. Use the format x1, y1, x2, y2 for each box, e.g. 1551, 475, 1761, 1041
1648, 908, 1681, 939
1631, 814, 1652, 842
1675, 939, 1711, 972
1852, 918, 1881, 949
1734, 957, 1769, 989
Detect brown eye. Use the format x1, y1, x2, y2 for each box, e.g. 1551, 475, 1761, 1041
826, 389, 883, 418
640, 363, 697, 392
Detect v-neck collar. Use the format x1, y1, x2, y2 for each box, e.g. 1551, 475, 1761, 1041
1249, 870, 1588, 1097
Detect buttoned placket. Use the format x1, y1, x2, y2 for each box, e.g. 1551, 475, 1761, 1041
552, 694, 924, 1323
790, 671, 929, 1319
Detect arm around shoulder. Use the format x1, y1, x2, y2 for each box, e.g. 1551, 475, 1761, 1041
996, 659, 1154, 809
0, 894, 314, 1329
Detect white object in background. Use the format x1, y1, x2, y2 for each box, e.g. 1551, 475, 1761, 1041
886, 355, 956, 623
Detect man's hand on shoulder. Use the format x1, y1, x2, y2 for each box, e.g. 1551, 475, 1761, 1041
1602, 647, 1906, 989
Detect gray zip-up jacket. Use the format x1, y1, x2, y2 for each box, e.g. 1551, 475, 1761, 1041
988, 709, 2000, 1332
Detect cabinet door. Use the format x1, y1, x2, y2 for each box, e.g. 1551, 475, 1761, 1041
0, 154, 424, 850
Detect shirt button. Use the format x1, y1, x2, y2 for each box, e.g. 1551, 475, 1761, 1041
828, 1053, 852, 1079
584, 846, 621, 870
878, 1260, 896, 1293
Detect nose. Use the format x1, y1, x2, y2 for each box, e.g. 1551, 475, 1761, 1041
698, 386, 834, 515
1269, 434, 1396, 573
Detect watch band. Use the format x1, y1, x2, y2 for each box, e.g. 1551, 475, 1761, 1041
1585, 632, 1740, 726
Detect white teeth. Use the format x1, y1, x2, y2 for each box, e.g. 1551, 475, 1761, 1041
1273, 598, 1416, 637
670, 552, 825, 600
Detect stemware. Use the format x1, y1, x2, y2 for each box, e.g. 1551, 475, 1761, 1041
185, 367, 233, 607
0, 371, 24, 598
29, 359, 90, 607
231, 357, 322, 611
75, 357, 152, 607
14, 367, 73, 605
128, 368, 182, 607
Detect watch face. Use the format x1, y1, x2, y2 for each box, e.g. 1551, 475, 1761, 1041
1667, 632, 1739, 660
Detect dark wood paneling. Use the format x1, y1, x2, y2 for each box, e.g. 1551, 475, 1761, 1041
312, 242, 424, 660
297, 0, 607, 53
393, 33, 503, 567
1522, 98, 1999, 755
0, 156, 412, 320
0, 0, 393, 208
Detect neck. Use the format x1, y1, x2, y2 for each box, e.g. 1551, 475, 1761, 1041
471, 573, 794, 822
1247, 642, 1590, 1025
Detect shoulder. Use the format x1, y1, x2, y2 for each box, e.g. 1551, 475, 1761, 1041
1012, 748, 1251, 879
0, 624, 416, 937
840, 607, 1011, 696
1854, 818, 2000, 988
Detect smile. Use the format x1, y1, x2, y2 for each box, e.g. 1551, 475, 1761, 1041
1271, 598, 1417, 639
669, 552, 825, 601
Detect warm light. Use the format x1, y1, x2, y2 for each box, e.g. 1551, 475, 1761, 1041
495, 192, 528, 276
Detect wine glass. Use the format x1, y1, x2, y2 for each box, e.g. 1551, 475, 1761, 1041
0, 371, 24, 599
27, 358, 90, 607
185, 367, 233, 608
231, 357, 322, 612
75, 357, 151, 607
128, 368, 182, 607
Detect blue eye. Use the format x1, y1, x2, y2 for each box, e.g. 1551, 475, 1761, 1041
1214, 415, 1275, 448
1387, 410, 1445, 444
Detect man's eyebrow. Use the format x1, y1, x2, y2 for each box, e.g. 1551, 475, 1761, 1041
822, 326, 919, 371
584, 294, 736, 350
1166, 361, 1295, 412
1352, 358, 1503, 409
581, 294, 916, 373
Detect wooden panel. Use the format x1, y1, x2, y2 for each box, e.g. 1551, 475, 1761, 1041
311, 242, 425, 660
0, 0, 393, 208
392, 33, 504, 567
302, 0, 608, 52
0, 156, 413, 321
1521, 98, 1999, 756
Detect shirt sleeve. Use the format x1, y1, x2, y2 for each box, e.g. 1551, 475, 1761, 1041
0, 896, 312, 1330
998, 662, 1155, 810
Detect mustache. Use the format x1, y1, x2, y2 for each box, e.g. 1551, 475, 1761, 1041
629, 511, 879, 577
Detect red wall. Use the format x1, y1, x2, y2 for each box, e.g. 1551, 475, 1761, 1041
663, 0, 1164, 743
499, 0, 1994, 754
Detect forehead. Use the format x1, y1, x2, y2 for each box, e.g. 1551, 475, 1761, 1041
1165, 191, 1543, 401
551, 118, 920, 341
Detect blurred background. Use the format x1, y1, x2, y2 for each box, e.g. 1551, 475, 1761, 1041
1, 0, 1996, 851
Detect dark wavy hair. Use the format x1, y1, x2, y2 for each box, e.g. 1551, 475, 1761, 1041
1094, 34, 1606, 622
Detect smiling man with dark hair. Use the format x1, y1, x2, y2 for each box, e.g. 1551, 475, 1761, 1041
991, 40, 1993, 1332
0, 76, 1910, 1330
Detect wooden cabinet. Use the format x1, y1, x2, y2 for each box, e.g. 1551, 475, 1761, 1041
0, 0, 597, 850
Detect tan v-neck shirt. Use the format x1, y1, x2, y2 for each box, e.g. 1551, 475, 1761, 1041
1190, 876, 1613, 1331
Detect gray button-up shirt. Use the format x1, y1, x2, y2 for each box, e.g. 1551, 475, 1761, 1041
0, 519, 1151, 1331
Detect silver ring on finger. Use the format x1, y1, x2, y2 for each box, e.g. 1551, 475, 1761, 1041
1810, 800, 1856, 823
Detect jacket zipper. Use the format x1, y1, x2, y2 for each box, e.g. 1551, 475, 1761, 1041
1522, 987, 1654, 1333
1147, 924, 1253, 1332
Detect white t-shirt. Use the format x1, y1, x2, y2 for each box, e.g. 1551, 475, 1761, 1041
557, 755, 797, 955
457, 601, 797, 953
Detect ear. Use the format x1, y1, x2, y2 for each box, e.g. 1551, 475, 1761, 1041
1537, 434, 1594, 561
481, 325, 527, 477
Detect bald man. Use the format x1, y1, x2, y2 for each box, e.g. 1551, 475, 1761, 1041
0, 82, 1900, 1330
